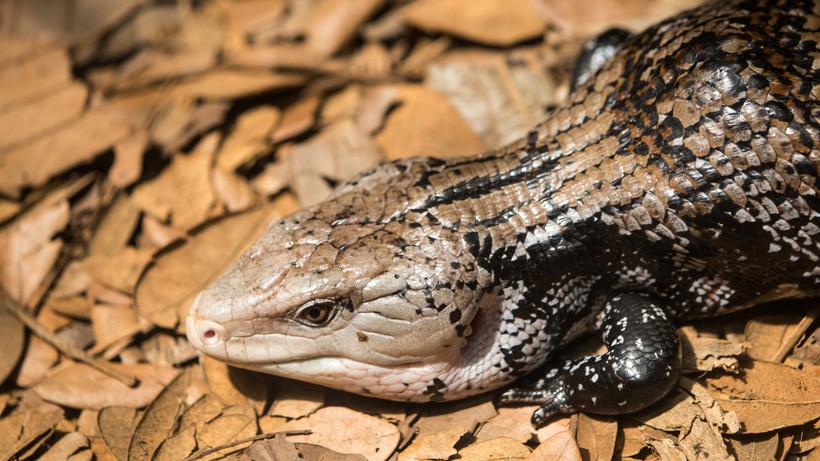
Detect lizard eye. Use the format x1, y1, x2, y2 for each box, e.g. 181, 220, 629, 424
293, 299, 336, 326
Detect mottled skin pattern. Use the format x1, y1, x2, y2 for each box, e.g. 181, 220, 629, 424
188, 0, 820, 425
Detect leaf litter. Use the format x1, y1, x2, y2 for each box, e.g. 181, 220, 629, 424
0, 0, 817, 460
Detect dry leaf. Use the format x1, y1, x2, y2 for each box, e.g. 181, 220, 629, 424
0, 82, 87, 151
34, 362, 179, 409
39, 432, 90, 461
679, 326, 745, 372
83, 247, 155, 294
16, 336, 58, 387
271, 94, 322, 143
212, 169, 259, 212
725, 432, 779, 461
305, 0, 385, 57
398, 426, 468, 461
136, 196, 295, 330
0, 198, 69, 303
175, 70, 307, 100
400, 0, 547, 46
153, 424, 196, 461
269, 379, 326, 419
90, 304, 141, 351
88, 194, 141, 257
426, 50, 556, 149
197, 403, 258, 452
0, 409, 64, 461
575, 413, 617, 461
527, 429, 583, 461
131, 133, 218, 230
460, 437, 531, 460
295, 442, 368, 461
745, 314, 804, 361
476, 408, 536, 444
704, 360, 820, 433
284, 406, 401, 461
243, 434, 301, 461
0, 103, 136, 196
202, 356, 268, 413
217, 105, 281, 172
414, 395, 497, 439
110, 132, 148, 188
127, 368, 194, 461
0, 303, 25, 385
678, 418, 732, 461
289, 119, 383, 207
0, 47, 72, 109
375, 84, 485, 160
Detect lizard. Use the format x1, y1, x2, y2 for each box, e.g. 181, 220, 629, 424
187, 0, 820, 426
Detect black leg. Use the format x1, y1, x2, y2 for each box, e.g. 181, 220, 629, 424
498, 293, 681, 426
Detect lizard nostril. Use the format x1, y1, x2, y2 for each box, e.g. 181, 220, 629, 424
204, 329, 216, 339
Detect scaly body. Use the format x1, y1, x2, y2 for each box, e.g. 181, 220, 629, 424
188, 0, 819, 424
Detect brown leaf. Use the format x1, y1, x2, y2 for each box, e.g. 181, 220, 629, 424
289, 119, 383, 206
398, 426, 468, 461
196, 403, 258, 450
575, 413, 617, 461
305, 0, 385, 57
530, 0, 701, 34
745, 314, 804, 361
725, 432, 779, 461
679, 326, 745, 372
400, 0, 547, 46
0, 103, 136, 196
202, 356, 268, 413
414, 395, 497, 439
83, 247, 155, 294
212, 169, 259, 212
0, 198, 69, 303
459, 437, 532, 460
0, 409, 64, 461
678, 418, 732, 461
88, 194, 141, 257
90, 304, 141, 351
427, 49, 558, 149
131, 133, 219, 230
269, 379, 326, 419
39, 432, 90, 461
0, 82, 87, 151
244, 434, 301, 461
217, 106, 281, 172
704, 360, 820, 433
34, 362, 179, 409
0, 46, 72, 109
0, 303, 25, 385
527, 429, 582, 461
283, 406, 401, 461
16, 335, 58, 387
175, 70, 307, 100
135, 196, 295, 330
295, 442, 368, 461
271, 94, 322, 143
153, 424, 196, 461
128, 367, 194, 461
475, 408, 536, 444
375, 84, 485, 160
110, 132, 148, 189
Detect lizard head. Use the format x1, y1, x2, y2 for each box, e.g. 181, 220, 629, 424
186, 160, 496, 401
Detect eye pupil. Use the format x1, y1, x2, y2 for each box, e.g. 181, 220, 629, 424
308, 307, 323, 320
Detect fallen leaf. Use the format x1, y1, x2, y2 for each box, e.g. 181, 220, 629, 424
243, 433, 300, 461
83, 247, 155, 294
399, 0, 547, 46
0, 409, 64, 461
704, 360, 820, 433
0, 46, 72, 109
269, 379, 326, 419
475, 408, 536, 444
725, 432, 779, 461
196, 403, 258, 452
296, 442, 368, 461
217, 105, 281, 172
0, 103, 136, 196
459, 437, 532, 460
153, 424, 196, 461
0, 303, 25, 385
289, 119, 383, 206
375, 84, 485, 160
202, 356, 268, 413
16, 335, 58, 387
131, 133, 219, 230
90, 304, 141, 351
175, 70, 307, 100
575, 413, 617, 461
0, 82, 87, 151
271, 94, 322, 143
34, 362, 180, 409
679, 326, 745, 372
284, 406, 401, 461
136, 196, 295, 330
678, 418, 732, 461
39, 432, 90, 461
645, 437, 687, 461
212, 169, 259, 212
527, 428, 582, 461
398, 425, 468, 461
88, 194, 141, 257
414, 395, 497, 439
128, 367, 194, 461
745, 314, 804, 361
0, 198, 69, 303
110, 132, 149, 188
305, 0, 385, 57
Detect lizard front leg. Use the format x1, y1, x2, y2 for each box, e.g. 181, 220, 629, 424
499, 293, 681, 426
